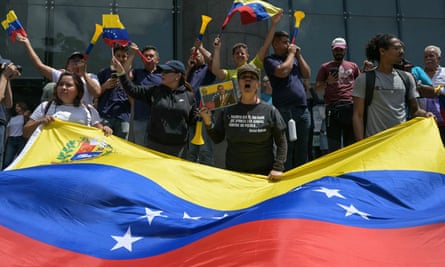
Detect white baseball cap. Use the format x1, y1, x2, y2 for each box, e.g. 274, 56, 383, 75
331, 37, 347, 49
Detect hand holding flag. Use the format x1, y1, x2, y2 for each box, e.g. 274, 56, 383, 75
1, 10, 27, 42
221, 0, 282, 30
101, 14, 148, 64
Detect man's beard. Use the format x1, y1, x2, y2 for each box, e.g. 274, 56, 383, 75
334, 54, 344, 61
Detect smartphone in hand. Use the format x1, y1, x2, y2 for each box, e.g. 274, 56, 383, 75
329, 67, 338, 75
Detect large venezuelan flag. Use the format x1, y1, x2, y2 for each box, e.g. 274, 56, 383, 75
1, 10, 27, 42
221, 0, 281, 29
1, 118, 445, 266
102, 14, 130, 47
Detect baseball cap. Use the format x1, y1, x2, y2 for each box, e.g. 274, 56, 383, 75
68, 51, 84, 60
331, 37, 347, 49
237, 64, 260, 80
158, 60, 186, 74
0, 55, 11, 65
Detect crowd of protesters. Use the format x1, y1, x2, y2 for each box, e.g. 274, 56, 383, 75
1, 12, 443, 177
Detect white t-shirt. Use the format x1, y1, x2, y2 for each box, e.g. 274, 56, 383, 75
52, 69, 99, 105
7, 115, 25, 137
30, 101, 101, 126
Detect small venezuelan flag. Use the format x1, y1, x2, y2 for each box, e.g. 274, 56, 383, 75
221, 0, 281, 29
1, 10, 27, 42
102, 14, 130, 47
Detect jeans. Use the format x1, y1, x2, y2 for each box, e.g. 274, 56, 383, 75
326, 102, 354, 152
3, 136, 26, 168
278, 106, 310, 170
103, 117, 130, 140
187, 124, 214, 166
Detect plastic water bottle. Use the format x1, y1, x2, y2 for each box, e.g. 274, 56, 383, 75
288, 118, 297, 141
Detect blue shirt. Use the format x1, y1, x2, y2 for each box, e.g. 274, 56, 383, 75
97, 67, 131, 121
264, 54, 307, 108
187, 64, 216, 104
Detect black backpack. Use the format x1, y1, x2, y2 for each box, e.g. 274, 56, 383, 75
363, 69, 412, 130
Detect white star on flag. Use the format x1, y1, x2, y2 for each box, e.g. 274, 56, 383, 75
183, 212, 201, 220
111, 226, 143, 252
212, 213, 229, 220
338, 204, 370, 220
314, 187, 346, 199
139, 207, 167, 225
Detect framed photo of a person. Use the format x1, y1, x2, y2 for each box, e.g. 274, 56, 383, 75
199, 80, 239, 110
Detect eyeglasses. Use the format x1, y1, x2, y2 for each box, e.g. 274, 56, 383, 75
389, 45, 404, 51
162, 70, 177, 74
239, 74, 258, 80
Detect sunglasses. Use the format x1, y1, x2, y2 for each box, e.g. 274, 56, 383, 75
162, 70, 178, 74
239, 74, 258, 80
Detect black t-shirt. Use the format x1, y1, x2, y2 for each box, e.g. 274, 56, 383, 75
208, 102, 286, 174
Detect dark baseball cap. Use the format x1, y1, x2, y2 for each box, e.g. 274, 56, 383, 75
0, 55, 11, 65
237, 64, 260, 80
158, 60, 186, 74
68, 51, 84, 60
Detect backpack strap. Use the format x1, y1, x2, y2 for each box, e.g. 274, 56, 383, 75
364, 70, 376, 131
43, 100, 54, 115
394, 69, 412, 106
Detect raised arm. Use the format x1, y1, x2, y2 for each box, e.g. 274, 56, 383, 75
16, 34, 54, 81
256, 10, 283, 62
124, 42, 138, 74
77, 60, 101, 97
211, 36, 227, 81
296, 48, 311, 79
0, 63, 20, 108
273, 44, 297, 78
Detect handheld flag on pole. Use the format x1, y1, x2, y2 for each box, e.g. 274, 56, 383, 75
221, 0, 281, 30
84, 24, 103, 60
291, 11, 305, 44
102, 14, 130, 47
1, 10, 27, 42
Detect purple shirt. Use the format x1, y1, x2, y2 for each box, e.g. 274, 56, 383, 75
316, 60, 360, 105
